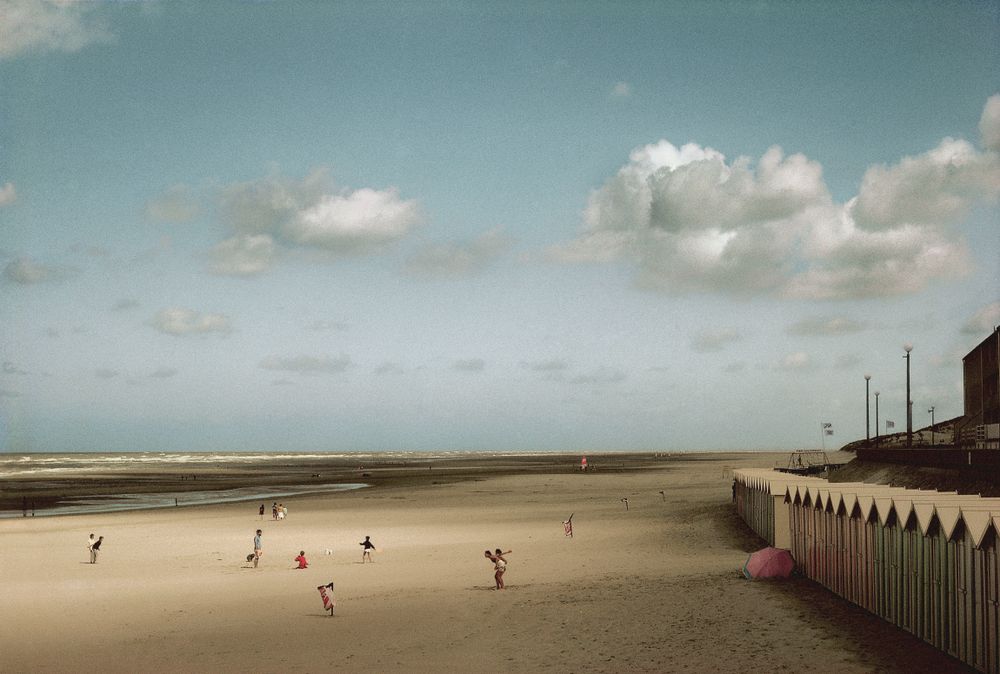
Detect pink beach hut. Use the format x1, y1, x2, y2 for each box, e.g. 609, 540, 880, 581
742, 547, 795, 580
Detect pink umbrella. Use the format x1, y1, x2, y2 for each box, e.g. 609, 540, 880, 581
742, 547, 795, 579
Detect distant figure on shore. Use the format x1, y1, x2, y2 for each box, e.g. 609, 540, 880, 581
91, 536, 104, 564
87, 533, 97, 563
484, 548, 511, 589
259, 504, 265, 520
253, 529, 263, 568
294, 550, 308, 569
272, 503, 278, 520
277, 503, 286, 521
360, 536, 376, 563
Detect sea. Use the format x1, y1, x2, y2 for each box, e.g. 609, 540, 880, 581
0, 452, 386, 519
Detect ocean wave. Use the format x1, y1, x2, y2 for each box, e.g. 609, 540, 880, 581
0, 450, 538, 477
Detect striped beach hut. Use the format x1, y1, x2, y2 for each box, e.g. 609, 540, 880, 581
733, 468, 1000, 674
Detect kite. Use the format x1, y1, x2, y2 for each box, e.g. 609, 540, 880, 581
317, 582, 336, 616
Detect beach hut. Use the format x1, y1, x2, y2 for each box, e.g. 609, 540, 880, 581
732, 468, 1000, 674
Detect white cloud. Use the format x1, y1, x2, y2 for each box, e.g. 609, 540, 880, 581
215, 169, 420, 267
552, 96, 1000, 300
208, 234, 276, 277
785, 214, 970, 300
260, 355, 351, 374
850, 137, 1000, 230
145, 184, 200, 223
962, 301, 1000, 335
0, 182, 16, 206
285, 188, 419, 252
980, 93, 1000, 152
611, 82, 631, 97
404, 227, 513, 278
691, 328, 741, 352
0, 0, 111, 59
552, 141, 827, 294
151, 308, 231, 336
219, 171, 325, 234
788, 317, 866, 336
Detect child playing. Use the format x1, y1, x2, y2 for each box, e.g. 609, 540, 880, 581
360, 536, 376, 563
294, 550, 308, 569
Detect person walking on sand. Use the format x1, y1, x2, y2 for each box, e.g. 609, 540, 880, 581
259, 503, 265, 520
91, 536, 104, 564
294, 550, 308, 569
272, 503, 278, 520
360, 536, 376, 563
484, 548, 511, 589
253, 529, 263, 568
87, 533, 97, 564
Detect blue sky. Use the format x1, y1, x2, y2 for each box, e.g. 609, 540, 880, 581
1, 1, 998, 453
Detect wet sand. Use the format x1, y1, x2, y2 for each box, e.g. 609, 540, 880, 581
0, 452, 969, 673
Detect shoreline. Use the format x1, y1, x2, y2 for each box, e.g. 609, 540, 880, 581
0, 450, 763, 515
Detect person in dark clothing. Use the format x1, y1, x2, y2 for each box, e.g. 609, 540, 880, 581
360, 536, 376, 563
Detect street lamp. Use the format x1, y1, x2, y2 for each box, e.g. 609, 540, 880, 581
904, 344, 913, 448
928, 406, 935, 445
874, 391, 880, 448
864, 374, 871, 443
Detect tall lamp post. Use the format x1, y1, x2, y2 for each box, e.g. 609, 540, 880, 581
864, 374, 871, 443
874, 391, 880, 448
904, 344, 913, 448
928, 406, 935, 445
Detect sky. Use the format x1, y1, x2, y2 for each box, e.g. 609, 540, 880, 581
1, 0, 998, 454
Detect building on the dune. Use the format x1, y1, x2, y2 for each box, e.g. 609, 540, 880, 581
960, 326, 1000, 448
848, 326, 1000, 459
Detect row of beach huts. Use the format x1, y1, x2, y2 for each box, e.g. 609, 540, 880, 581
733, 468, 1000, 674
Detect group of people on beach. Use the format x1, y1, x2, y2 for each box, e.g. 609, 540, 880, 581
484, 548, 511, 589
86, 533, 103, 563
248, 529, 378, 569
261, 503, 288, 520
250, 526, 509, 588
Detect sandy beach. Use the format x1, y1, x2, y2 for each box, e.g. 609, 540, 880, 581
0, 452, 970, 673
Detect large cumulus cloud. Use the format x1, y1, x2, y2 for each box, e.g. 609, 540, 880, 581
552, 96, 1000, 300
